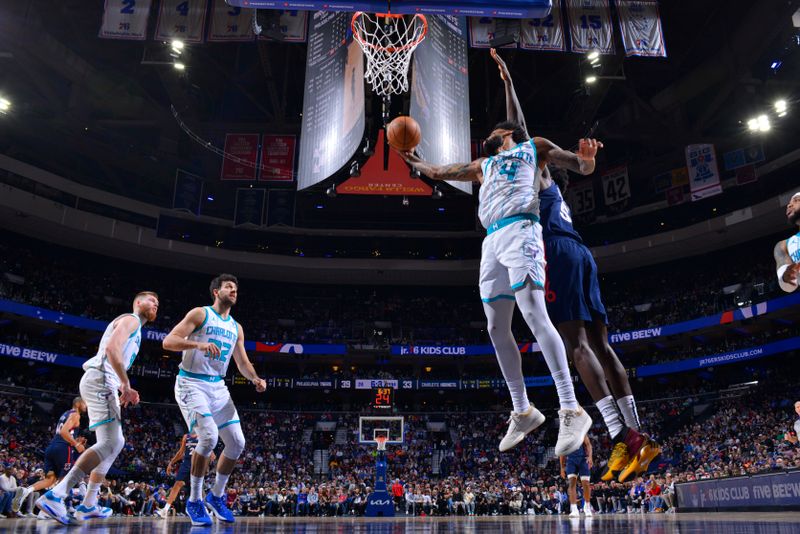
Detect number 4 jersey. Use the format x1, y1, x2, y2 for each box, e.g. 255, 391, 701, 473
180, 306, 239, 379
478, 139, 540, 229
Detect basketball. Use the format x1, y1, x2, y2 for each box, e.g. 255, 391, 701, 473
387, 116, 422, 152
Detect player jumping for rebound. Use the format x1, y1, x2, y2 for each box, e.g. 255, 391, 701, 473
398, 59, 593, 458
35, 292, 159, 524
157, 432, 215, 519
163, 274, 266, 526
775, 192, 800, 294
12, 398, 87, 514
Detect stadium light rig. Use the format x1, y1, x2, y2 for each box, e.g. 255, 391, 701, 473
0, 97, 10, 114
747, 114, 771, 133
775, 99, 788, 117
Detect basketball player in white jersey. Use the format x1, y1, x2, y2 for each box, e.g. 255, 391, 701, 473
35, 292, 158, 524
774, 192, 800, 293
397, 75, 593, 458
163, 274, 266, 526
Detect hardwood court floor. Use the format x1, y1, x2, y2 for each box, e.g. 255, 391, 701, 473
3, 513, 800, 534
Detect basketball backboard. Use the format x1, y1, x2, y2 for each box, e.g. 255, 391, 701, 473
225, 0, 552, 19
358, 416, 404, 445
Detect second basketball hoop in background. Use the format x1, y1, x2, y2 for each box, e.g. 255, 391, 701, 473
387, 116, 421, 151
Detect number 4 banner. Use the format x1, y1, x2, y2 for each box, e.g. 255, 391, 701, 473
566, 0, 615, 54
601, 166, 631, 206
100, 0, 153, 40
155, 0, 207, 43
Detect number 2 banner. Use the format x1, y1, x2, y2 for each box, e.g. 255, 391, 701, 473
208, 0, 254, 42
99, 0, 153, 40
601, 166, 631, 206
520, 2, 566, 52
566, 0, 615, 54
155, 0, 207, 43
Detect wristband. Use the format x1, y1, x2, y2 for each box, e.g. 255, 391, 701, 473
778, 264, 798, 293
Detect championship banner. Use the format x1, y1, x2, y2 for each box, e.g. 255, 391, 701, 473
616, 0, 667, 58
208, 0, 255, 42
234, 188, 265, 226
259, 135, 296, 182
601, 166, 631, 206
520, 3, 566, 52
670, 166, 689, 187
468, 17, 519, 48
567, 180, 596, 215
652, 171, 671, 194
566, 0, 615, 54
172, 169, 203, 214
99, 0, 153, 40
686, 144, 722, 201
221, 134, 259, 180
257, 11, 309, 43
154, 0, 207, 43
666, 186, 685, 206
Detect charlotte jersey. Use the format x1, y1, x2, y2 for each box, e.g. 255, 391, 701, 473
180, 306, 239, 378
539, 179, 583, 244
787, 232, 800, 263
52, 409, 78, 447
478, 139, 540, 229
82, 313, 143, 388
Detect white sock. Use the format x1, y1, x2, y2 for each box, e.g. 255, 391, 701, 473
211, 472, 231, 498
617, 395, 641, 431
190, 475, 204, 502
482, 300, 530, 413
514, 289, 579, 411
570, 503, 578, 513
82, 481, 101, 508
506, 378, 531, 414
162, 503, 171, 512
51, 466, 87, 499
596, 395, 624, 438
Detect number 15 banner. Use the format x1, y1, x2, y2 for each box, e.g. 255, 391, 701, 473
566, 0, 615, 55
100, 0, 153, 40
155, 0, 208, 43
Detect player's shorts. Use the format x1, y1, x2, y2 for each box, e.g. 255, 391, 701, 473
566, 456, 590, 480
480, 214, 546, 303
43, 442, 73, 478
175, 458, 192, 484
175, 371, 240, 432
544, 237, 608, 325
80, 368, 122, 431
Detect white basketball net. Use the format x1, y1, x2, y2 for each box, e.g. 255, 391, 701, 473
351, 13, 428, 96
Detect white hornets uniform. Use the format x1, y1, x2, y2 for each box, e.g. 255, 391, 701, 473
81, 313, 143, 429
478, 139, 545, 302
174, 306, 241, 431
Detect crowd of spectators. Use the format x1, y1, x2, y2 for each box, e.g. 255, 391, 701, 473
1, 379, 797, 519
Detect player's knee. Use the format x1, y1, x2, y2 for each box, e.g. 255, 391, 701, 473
194, 419, 218, 457
220, 425, 245, 459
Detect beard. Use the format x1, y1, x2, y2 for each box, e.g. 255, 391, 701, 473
141, 306, 157, 322
482, 135, 504, 157
219, 294, 236, 307
790, 210, 800, 225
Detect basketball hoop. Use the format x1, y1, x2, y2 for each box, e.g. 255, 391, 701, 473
375, 436, 389, 451
351, 12, 428, 96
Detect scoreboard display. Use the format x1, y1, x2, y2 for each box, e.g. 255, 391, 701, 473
372, 387, 394, 410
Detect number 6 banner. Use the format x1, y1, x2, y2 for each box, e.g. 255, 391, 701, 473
601, 166, 631, 206
155, 0, 207, 43
99, 0, 153, 40
566, 0, 615, 54
520, 2, 566, 52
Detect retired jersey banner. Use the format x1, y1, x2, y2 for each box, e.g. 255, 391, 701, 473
686, 144, 722, 201
221, 134, 259, 180
173, 169, 204, 214
155, 0, 207, 43
468, 17, 520, 48
616, 0, 667, 57
99, 0, 152, 40
208, 0, 254, 42
234, 188, 266, 226
259, 135, 296, 182
566, 0, 614, 54
568, 180, 596, 215
520, 3, 566, 52
257, 11, 309, 43
601, 166, 631, 206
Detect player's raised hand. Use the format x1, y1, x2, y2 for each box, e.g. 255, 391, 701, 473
490, 48, 511, 82
577, 138, 603, 161
253, 378, 267, 393
119, 382, 140, 407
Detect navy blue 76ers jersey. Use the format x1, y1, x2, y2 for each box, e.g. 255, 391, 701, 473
539, 180, 583, 243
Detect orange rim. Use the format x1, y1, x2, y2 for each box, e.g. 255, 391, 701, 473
351, 12, 428, 54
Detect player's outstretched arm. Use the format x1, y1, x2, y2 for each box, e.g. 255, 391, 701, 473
162, 307, 221, 356
232, 323, 266, 392
536, 137, 602, 175
397, 150, 484, 183
774, 241, 799, 292
490, 48, 528, 136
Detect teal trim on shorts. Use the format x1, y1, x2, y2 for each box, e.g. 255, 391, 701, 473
486, 213, 540, 236
481, 294, 516, 303
217, 419, 240, 430
191, 308, 209, 334
512, 279, 545, 291
189, 413, 213, 432
208, 306, 233, 322
179, 369, 224, 382
88, 417, 115, 430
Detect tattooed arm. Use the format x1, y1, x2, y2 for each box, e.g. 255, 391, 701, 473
398, 151, 485, 183
535, 137, 602, 175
